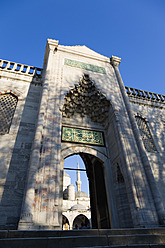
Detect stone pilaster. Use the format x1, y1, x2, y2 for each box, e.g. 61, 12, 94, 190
18, 39, 59, 229
111, 55, 165, 225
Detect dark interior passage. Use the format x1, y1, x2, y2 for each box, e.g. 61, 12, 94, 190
80, 153, 111, 229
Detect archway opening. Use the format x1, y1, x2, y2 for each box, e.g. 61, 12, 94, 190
63, 152, 111, 229
63, 155, 89, 196
73, 214, 90, 229
62, 215, 70, 230
63, 155, 91, 229
80, 152, 111, 229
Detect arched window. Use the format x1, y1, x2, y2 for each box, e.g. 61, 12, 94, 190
73, 214, 90, 229
0, 93, 18, 135
135, 116, 157, 152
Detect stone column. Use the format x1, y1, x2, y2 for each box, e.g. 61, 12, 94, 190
111, 55, 165, 225
18, 39, 59, 229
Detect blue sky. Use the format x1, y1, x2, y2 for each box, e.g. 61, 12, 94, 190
64, 155, 89, 195
1, 0, 165, 95
1, 0, 165, 194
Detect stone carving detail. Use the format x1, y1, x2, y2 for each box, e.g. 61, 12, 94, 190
61, 74, 110, 124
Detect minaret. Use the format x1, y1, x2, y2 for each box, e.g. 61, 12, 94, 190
76, 156, 82, 192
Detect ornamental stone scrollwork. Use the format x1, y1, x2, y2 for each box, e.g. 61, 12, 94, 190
61, 74, 110, 124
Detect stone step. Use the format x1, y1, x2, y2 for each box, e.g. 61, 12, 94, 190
0, 234, 165, 248
0, 228, 165, 239
82, 246, 165, 248
0, 229, 165, 248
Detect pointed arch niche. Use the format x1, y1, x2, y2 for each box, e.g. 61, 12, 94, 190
135, 114, 157, 152
0, 93, 18, 134
60, 74, 110, 124
60, 74, 133, 229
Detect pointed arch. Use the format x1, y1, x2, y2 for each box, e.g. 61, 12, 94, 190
60, 74, 110, 124
61, 145, 108, 164
0, 93, 18, 134
62, 214, 70, 230
135, 114, 157, 152
73, 214, 90, 229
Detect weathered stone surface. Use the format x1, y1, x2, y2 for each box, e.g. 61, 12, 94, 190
0, 228, 165, 247
0, 39, 164, 231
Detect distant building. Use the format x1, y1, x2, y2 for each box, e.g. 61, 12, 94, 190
62, 159, 91, 230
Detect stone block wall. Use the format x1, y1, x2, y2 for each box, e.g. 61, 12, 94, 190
0, 39, 164, 230
128, 94, 165, 206
0, 63, 42, 229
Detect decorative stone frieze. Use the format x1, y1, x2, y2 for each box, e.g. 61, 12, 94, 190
61, 74, 110, 124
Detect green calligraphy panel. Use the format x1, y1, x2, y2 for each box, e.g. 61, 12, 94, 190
62, 127, 105, 146
64, 58, 106, 74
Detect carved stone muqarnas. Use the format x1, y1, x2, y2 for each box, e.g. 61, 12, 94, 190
61, 74, 110, 124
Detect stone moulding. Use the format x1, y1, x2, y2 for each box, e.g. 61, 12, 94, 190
0, 89, 22, 101
64, 58, 106, 74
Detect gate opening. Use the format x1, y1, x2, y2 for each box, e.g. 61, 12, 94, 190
63, 153, 111, 229
73, 214, 90, 229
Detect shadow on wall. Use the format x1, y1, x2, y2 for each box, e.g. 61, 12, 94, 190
0, 68, 163, 230
0, 81, 42, 229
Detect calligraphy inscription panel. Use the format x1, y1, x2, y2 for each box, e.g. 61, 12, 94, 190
64, 58, 106, 74
62, 127, 105, 146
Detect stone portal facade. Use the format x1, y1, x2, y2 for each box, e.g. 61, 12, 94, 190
0, 39, 165, 230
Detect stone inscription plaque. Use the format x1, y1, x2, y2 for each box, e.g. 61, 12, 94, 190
62, 126, 105, 146
64, 58, 106, 74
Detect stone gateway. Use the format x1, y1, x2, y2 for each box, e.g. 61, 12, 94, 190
0, 39, 165, 230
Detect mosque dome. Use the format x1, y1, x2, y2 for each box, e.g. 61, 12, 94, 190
70, 204, 87, 211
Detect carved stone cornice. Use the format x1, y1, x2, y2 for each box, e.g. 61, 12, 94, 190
47, 38, 59, 51
61, 74, 110, 124
110, 55, 121, 67
43, 39, 59, 67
